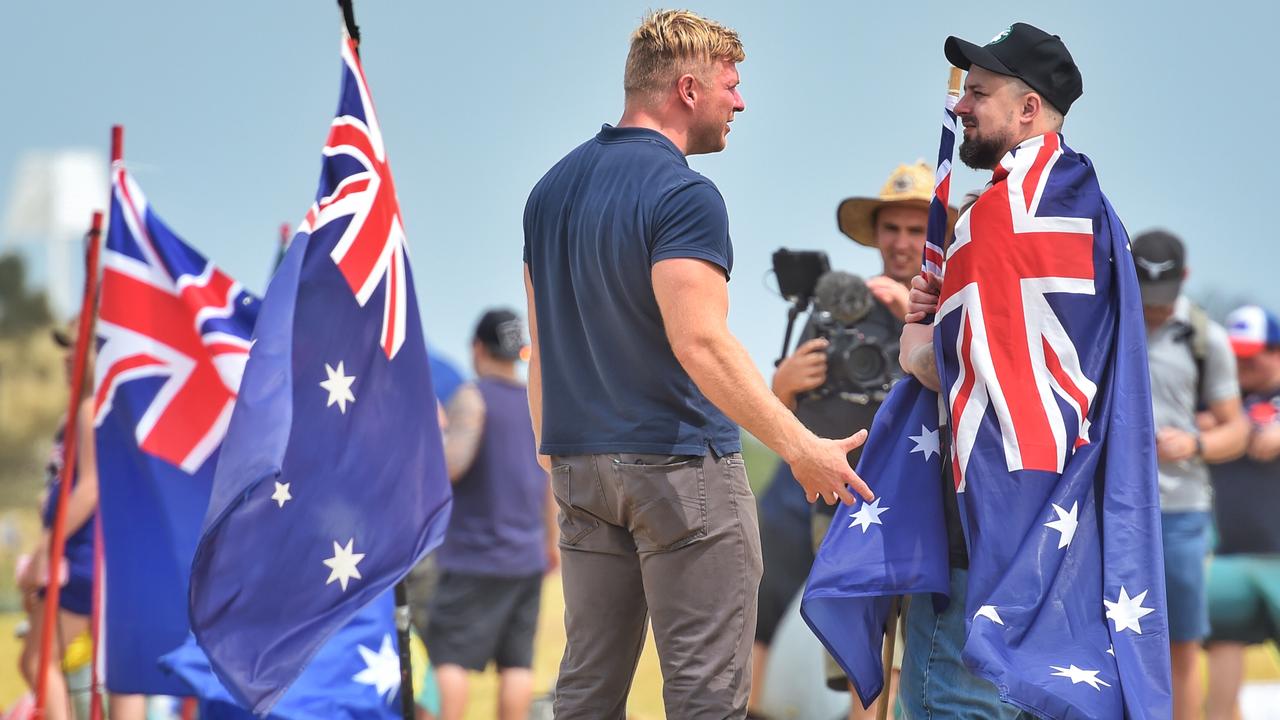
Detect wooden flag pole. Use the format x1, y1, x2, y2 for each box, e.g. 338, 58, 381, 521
34, 209, 104, 720
875, 597, 900, 720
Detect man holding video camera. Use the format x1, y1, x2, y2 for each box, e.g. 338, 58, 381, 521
752, 163, 956, 719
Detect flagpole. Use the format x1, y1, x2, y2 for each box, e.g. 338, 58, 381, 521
328, 5, 415, 714
394, 581, 416, 720
34, 209, 103, 720
85, 124, 121, 720
338, 0, 361, 52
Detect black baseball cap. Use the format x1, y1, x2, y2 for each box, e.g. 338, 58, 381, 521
1131, 230, 1187, 306
945, 22, 1083, 115
474, 308, 527, 361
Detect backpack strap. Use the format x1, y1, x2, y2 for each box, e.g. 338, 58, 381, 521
1181, 302, 1210, 409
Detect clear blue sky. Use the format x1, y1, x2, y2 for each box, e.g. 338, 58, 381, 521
4, 0, 1276, 375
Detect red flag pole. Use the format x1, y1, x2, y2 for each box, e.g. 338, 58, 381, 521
83, 126, 121, 720
34, 208, 104, 719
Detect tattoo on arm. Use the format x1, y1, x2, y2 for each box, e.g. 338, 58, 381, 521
443, 384, 486, 481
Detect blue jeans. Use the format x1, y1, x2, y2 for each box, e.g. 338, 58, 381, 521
899, 568, 1032, 720
1161, 510, 1212, 642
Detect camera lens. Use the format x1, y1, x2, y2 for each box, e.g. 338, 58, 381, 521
845, 344, 886, 385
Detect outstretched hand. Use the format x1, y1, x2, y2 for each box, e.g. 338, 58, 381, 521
789, 429, 874, 506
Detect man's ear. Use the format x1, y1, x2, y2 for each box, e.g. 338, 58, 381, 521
1021, 92, 1042, 124
677, 74, 698, 109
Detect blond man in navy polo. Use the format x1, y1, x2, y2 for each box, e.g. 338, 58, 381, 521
522, 10, 874, 719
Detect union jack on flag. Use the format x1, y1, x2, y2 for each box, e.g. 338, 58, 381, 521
299, 35, 409, 359
939, 133, 1096, 491
96, 168, 256, 472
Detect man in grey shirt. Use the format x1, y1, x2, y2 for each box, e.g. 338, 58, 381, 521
1133, 229, 1249, 720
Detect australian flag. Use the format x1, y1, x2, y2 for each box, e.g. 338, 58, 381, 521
806, 132, 1172, 719
94, 164, 259, 693
189, 31, 452, 713
163, 592, 402, 719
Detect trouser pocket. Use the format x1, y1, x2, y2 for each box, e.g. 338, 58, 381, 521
551, 463, 600, 546
613, 454, 708, 552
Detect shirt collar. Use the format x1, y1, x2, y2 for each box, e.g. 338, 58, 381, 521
596, 124, 687, 164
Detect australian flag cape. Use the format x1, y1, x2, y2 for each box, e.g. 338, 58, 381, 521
804, 133, 1172, 719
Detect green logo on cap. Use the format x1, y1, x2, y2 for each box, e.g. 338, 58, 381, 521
987, 27, 1011, 45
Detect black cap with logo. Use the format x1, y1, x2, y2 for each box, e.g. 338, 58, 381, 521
1131, 230, 1187, 306
945, 22, 1083, 115
474, 308, 527, 361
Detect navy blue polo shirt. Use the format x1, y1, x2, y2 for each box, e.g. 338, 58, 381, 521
523, 124, 741, 456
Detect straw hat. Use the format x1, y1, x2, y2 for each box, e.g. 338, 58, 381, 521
836, 162, 958, 247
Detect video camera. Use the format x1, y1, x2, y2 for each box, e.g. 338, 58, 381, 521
772, 249, 901, 406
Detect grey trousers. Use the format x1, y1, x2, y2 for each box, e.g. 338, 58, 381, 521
550, 451, 764, 720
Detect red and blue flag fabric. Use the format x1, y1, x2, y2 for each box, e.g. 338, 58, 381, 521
188, 31, 451, 713
94, 164, 259, 693
805, 133, 1171, 718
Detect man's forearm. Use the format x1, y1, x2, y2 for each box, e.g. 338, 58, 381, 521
673, 329, 811, 462
1201, 414, 1249, 462
528, 351, 545, 451
906, 342, 942, 392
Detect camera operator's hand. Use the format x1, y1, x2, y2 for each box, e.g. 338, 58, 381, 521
771, 337, 828, 410
788, 429, 873, 505
904, 272, 942, 323
866, 275, 910, 321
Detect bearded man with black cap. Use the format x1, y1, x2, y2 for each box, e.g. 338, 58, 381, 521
900, 22, 1172, 719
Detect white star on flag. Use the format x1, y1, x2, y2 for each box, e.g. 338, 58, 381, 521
353, 633, 401, 702
320, 361, 356, 414
1050, 664, 1111, 691
1044, 501, 1079, 549
848, 497, 890, 533
908, 425, 940, 461
271, 481, 292, 508
323, 538, 365, 591
1104, 586, 1155, 634
974, 605, 1004, 625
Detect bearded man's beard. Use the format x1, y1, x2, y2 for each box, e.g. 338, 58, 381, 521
958, 129, 1012, 170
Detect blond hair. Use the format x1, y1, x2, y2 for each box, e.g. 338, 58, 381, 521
624, 10, 744, 104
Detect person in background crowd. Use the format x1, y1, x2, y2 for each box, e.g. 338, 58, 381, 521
1132, 230, 1250, 719
1204, 305, 1280, 720
425, 309, 555, 720
16, 320, 98, 720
